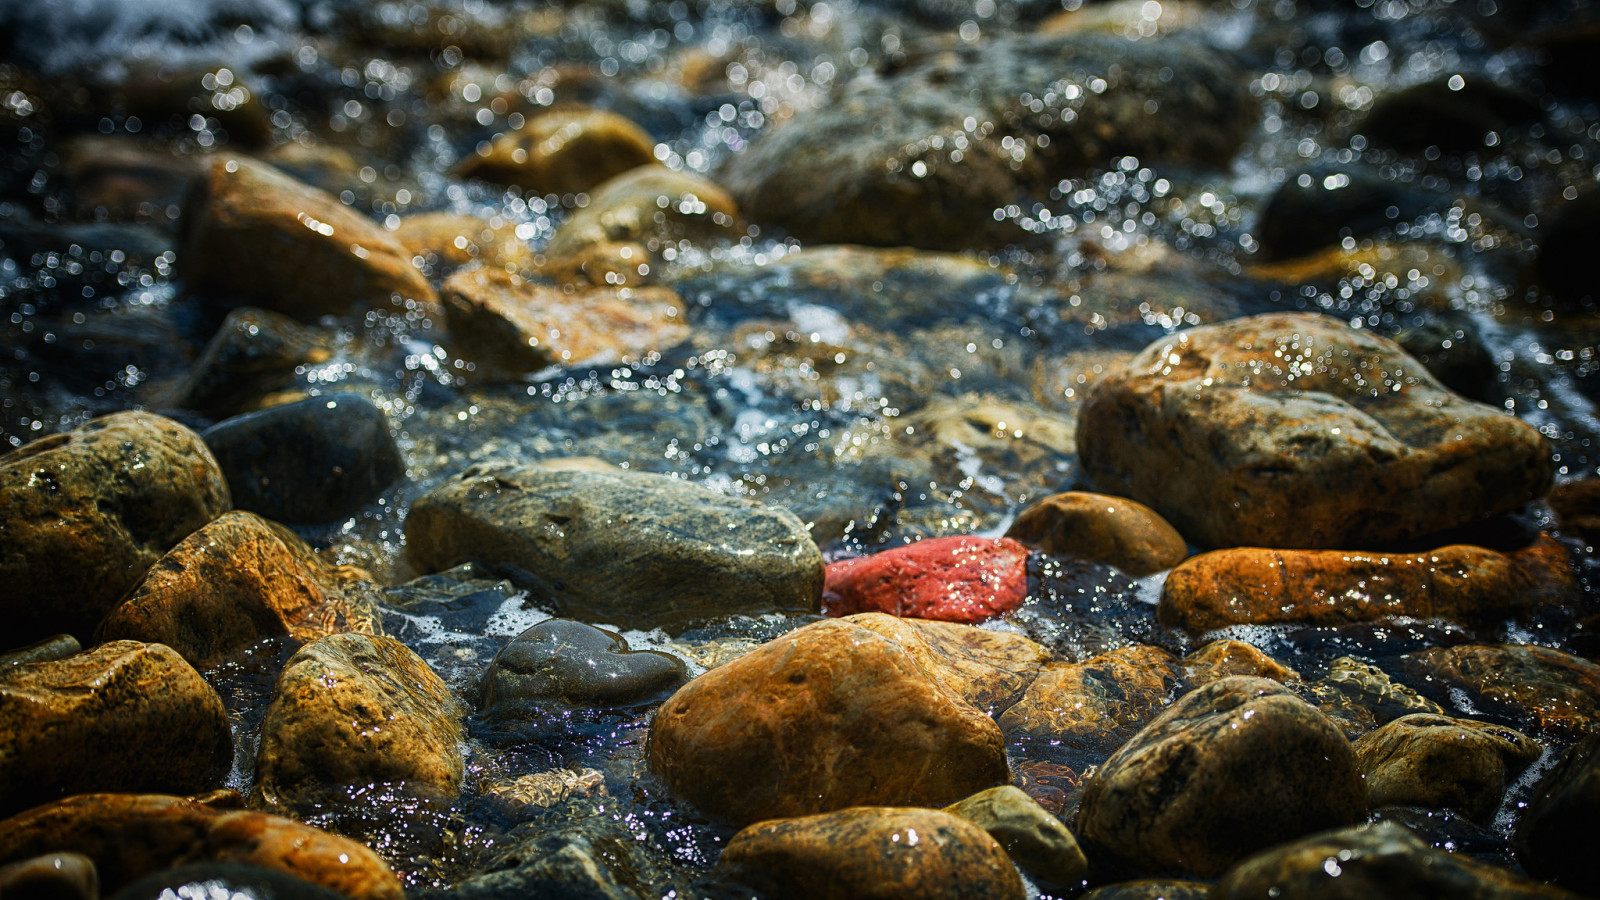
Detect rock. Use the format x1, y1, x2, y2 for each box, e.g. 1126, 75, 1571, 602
536, 240, 655, 288
104, 62, 274, 147
0, 640, 230, 817
1159, 535, 1576, 632
944, 785, 1089, 892
112, 863, 350, 900
0, 793, 402, 900
430, 819, 682, 900
1403, 644, 1600, 735
1306, 657, 1444, 732
252, 634, 466, 813
0, 411, 231, 643
201, 393, 406, 524
542, 165, 743, 260
1253, 164, 1444, 262
821, 535, 1029, 624
647, 614, 1010, 825
1079, 882, 1211, 900
1180, 639, 1299, 687
1516, 734, 1600, 895
406, 466, 822, 632
453, 108, 658, 196
475, 767, 608, 818
1077, 676, 1364, 878
178, 156, 438, 320
850, 614, 1052, 715
393, 211, 537, 273
478, 618, 687, 739
714, 807, 1026, 900
0, 853, 97, 900
439, 265, 689, 378
97, 511, 379, 670
1005, 491, 1188, 576
60, 135, 205, 224
0, 634, 80, 669
1213, 821, 1579, 899
997, 645, 1181, 760
1548, 478, 1600, 545
1354, 713, 1540, 822
721, 33, 1252, 251
1394, 316, 1498, 403
164, 308, 331, 419
1078, 312, 1553, 549
1361, 77, 1543, 154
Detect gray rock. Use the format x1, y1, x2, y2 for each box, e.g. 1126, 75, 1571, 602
0, 634, 81, 669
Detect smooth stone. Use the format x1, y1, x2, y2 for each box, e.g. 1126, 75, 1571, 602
406, 466, 823, 632
1516, 734, 1600, 895
453, 107, 658, 196
202, 393, 405, 524
178, 156, 438, 320
849, 614, 1052, 715
1004, 491, 1188, 576
427, 819, 682, 900
1179, 639, 1299, 687
647, 614, 1010, 826
252, 634, 466, 813
1361, 77, 1543, 154
1213, 821, 1580, 899
394, 211, 538, 273
1354, 713, 1540, 822
1253, 163, 1444, 262
112, 863, 349, 900
102, 62, 273, 147
1077, 676, 1364, 878
944, 785, 1089, 892
97, 511, 379, 670
0, 793, 402, 900
0, 640, 231, 817
1305, 657, 1444, 735
60, 135, 205, 224
1079, 882, 1211, 900
821, 535, 1029, 624
164, 308, 331, 419
1548, 478, 1600, 545
997, 645, 1181, 758
541, 166, 743, 260
0, 411, 231, 643
0, 634, 81, 668
0, 852, 97, 900
714, 807, 1026, 900
439, 265, 689, 378
1159, 535, 1576, 632
1403, 644, 1600, 735
536, 239, 655, 288
1077, 312, 1554, 549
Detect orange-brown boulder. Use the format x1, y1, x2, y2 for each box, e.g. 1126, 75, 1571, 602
1005, 491, 1188, 576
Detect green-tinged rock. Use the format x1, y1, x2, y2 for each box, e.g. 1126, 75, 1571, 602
1354, 713, 1541, 822
944, 785, 1089, 892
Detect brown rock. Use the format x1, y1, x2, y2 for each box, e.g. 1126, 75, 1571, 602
0, 852, 97, 900
997, 645, 1181, 754
1403, 644, 1600, 735
1549, 478, 1600, 545
536, 240, 656, 287
1077, 676, 1364, 878
1077, 312, 1554, 549
440, 265, 689, 378
944, 785, 1089, 891
60, 136, 204, 223
714, 807, 1026, 900
97, 511, 379, 670
0, 412, 231, 643
1080, 882, 1211, 900
453, 107, 658, 196
1180, 639, 1299, 687
252, 634, 466, 813
1354, 713, 1541, 822
647, 614, 1010, 826
0, 793, 402, 900
178, 156, 438, 320
1304, 656, 1444, 738
1005, 491, 1188, 576
1159, 535, 1576, 633
0, 641, 231, 817
852, 615, 1051, 716
164, 308, 332, 419
543, 166, 743, 260
393, 211, 538, 272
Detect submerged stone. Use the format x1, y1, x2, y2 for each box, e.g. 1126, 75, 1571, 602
1403, 644, 1600, 735
1354, 713, 1540, 823
821, 535, 1029, 624
1005, 491, 1188, 576
1180, 639, 1299, 687
1305, 657, 1444, 734
997, 645, 1181, 762
430, 819, 682, 900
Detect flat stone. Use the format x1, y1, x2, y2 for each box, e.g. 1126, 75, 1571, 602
1180, 639, 1299, 687
647, 614, 1010, 826
1516, 734, 1600, 895
821, 535, 1029, 624
542, 165, 742, 260
0, 793, 402, 900
944, 785, 1088, 892
1077, 676, 1364, 878
164, 308, 331, 419
1354, 713, 1541, 822
1078, 312, 1554, 549
453, 108, 658, 196
178, 156, 438, 320
97, 511, 379, 670
714, 807, 1026, 900
1159, 535, 1576, 632
1403, 644, 1600, 735
0, 411, 231, 644
406, 466, 822, 632
1005, 492, 1188, 576
252, 634, 466, 813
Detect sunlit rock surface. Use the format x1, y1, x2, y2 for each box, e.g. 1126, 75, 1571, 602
453, 107, 659, 196
1354, 713, 1540, 823
1005, 491, 1188, 576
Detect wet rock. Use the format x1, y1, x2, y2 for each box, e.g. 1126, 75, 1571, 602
0, 640, 231, 817
1180, 639, 1299, 687
1080, 312, 1554, 549
104, 62, 273, 147
1253, 164, 1444, 262
0, 853, 97, 900
0, 793, 402, 900
1361, 77, 1543, 154
1516, 734, 1600, 895
1548, 478, 1600, 545
850, 614, 1051, 715
1213, 821, 1578, 899
1080, 882, 1210, 900
113, 863, 349, 900
60, 136, 204, 224
1403, 644, 1600, 735
475, 767, 608, 818
0, 411, 231, 644
1536, 188, 1600, 306
1306, 657, 1444, 733
252, 634, 466, 813
944, 785, 1089, 892
535, 239, 656, 288
714, 807, 1026, 900
721, 33, 1252, 250
178, 156, 438, 320
1159, 535, 1576, 632
1354, 713, 1540, 822
478, 618, 687, 739
394, 211, 537, 273
821, 535, 1029, 624
998, 644, 1181, 759
439, 265, 689, 378
542, 165, 743, 261
97, 511, 379, 670
1395, 316, 1498, 403
201, 393, 406, 524
648, 614, 1010, 825
453, 108, 658, 196
1004, 491, 1188, 576
1077, 676, 1364, 878
0, 634, 80, 669
164, 308, 331, 419
428, 819, 682, 900
407, 466, 822, 632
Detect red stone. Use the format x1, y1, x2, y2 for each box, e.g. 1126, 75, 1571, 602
822, 536, 1029, 624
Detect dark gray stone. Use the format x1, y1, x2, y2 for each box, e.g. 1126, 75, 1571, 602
1515, 734, 1600, 895
416, 821, 683, 900
168, 308, 329, 419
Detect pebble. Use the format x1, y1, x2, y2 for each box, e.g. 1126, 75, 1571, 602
452, 107, 658, 196
821, 535, 1029, 624
1004, 491, 1188, 576
393, 211, 538, 273
943, 785, 1089, 892
1354, 713, 1541, 822
1515, 734, 1600, 895
1403, 643, 1600, 735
